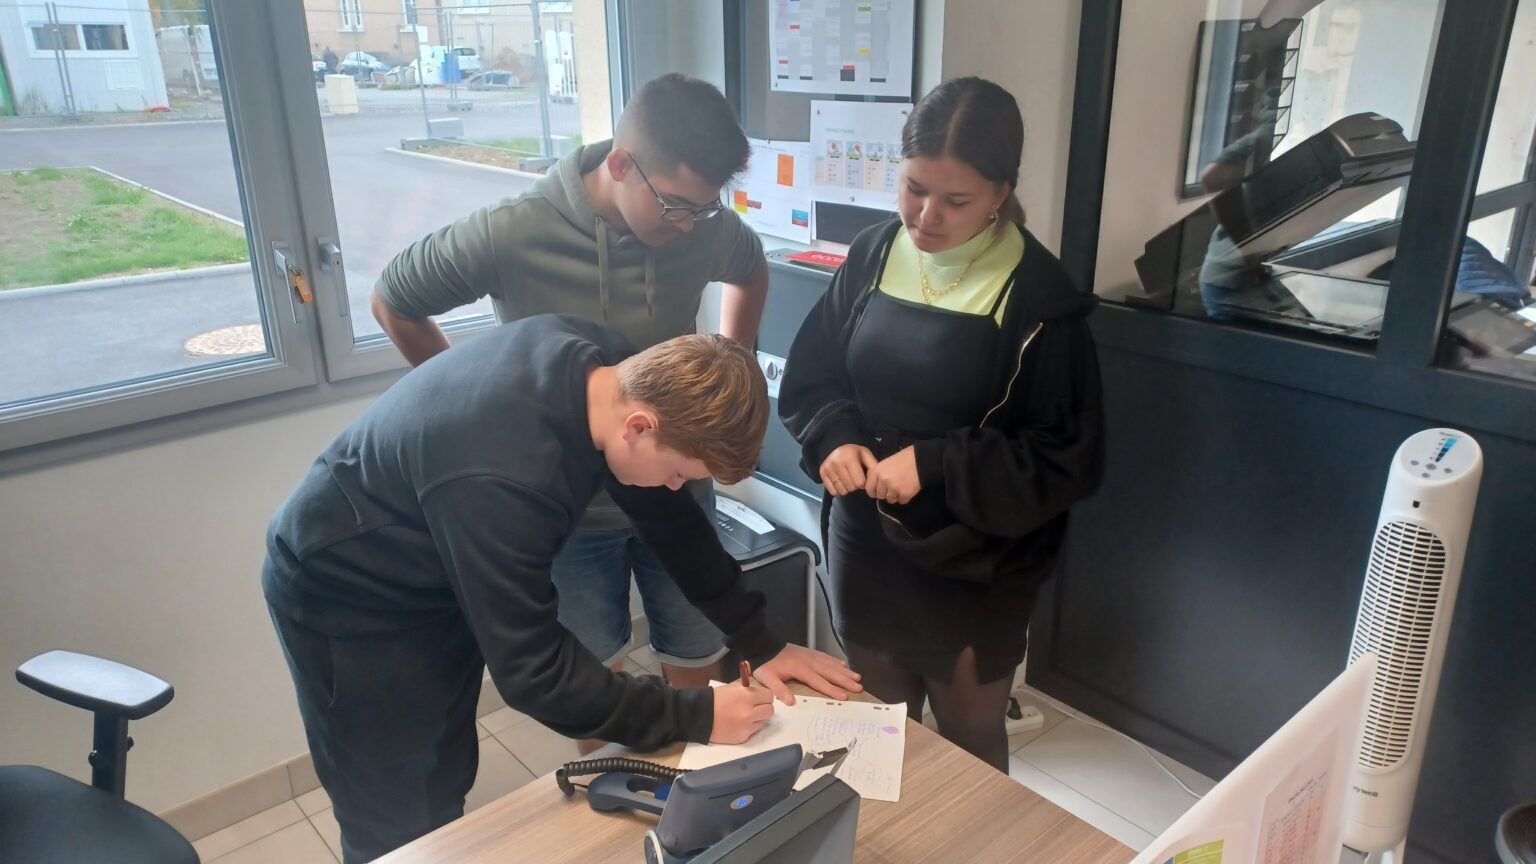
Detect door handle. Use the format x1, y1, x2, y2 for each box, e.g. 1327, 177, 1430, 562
318, 239, 347, 318
273, 243, 311, 324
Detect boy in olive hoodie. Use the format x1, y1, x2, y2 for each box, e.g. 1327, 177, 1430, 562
371, 74, 769, 731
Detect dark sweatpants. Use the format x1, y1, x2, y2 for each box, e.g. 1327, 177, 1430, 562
266, 599, 485, 863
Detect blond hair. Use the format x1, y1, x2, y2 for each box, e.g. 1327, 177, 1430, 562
615, 334, 769, 483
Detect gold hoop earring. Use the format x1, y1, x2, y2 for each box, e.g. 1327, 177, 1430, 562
989, 209, 998, 223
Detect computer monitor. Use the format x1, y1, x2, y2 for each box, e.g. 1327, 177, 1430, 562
692, 775, 860, 864
1130, 655, 1378, 864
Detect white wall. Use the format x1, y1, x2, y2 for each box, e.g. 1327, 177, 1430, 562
1090, 0, 1262, 298
940, 0, 1082, 252
622, 0, 726, 92
1468, 0, 1536, 262
573, 0, 613, 143
0, 398, 371, 813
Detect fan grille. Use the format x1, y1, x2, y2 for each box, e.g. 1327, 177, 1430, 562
1350, 520, 1447, 770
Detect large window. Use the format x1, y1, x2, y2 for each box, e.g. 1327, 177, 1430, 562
1094, 0, 1444, 351
1436, 0, 1536, 383
30, 23, 80, 52
2, 1, 308, 451
82, 23, 130, 51
0, 0, 607, 458
30, 21, 132, 54
340, 0, 363, 32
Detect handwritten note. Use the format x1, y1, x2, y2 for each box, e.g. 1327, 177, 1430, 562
680, 691, 907, 802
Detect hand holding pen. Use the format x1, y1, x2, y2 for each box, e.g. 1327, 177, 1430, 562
709, 660, 774, 744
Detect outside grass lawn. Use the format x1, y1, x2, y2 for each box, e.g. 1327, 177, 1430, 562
0, 167, 250, 291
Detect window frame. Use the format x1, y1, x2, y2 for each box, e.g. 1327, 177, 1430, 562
28, 22, 80, 53
80, 23, 131, 52
0, 0, 325, 459
1059, 0, 1536, 446
0, 0, 608, 471
28, 20, 136, 58
339, 0, 363, 32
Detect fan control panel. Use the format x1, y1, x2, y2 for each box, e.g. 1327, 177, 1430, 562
1398, 428, 1478, 481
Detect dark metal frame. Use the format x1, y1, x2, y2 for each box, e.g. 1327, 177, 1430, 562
722, 0, 744, 118
89, 714, 131, 796
1055, 0, 1533, 447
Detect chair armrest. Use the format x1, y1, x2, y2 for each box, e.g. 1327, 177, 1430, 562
16, 651, 174, 720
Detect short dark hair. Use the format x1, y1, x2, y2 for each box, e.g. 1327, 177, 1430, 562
901, 77, 1027, 224
616, 73, 750, 188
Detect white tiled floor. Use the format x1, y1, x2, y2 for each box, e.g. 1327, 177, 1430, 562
192, 648, 1212, 862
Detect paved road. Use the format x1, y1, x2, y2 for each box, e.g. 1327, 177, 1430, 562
0, 272, 263, 405
0, 110, 563, 403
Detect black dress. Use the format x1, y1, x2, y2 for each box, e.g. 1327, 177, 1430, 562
827, 285, 1034, 684
780, 219, 1105, 689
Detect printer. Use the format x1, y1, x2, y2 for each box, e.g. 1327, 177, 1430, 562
1131, 112, 1414, 342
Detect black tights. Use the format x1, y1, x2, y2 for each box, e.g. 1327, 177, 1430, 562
844, 642, 1015, 773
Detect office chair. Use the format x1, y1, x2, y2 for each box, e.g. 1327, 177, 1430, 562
0, 650, 198, 864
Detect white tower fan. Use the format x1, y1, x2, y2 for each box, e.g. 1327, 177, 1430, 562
1344, 428, 1483, 861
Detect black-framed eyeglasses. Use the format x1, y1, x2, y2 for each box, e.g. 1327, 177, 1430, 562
630, 157, 725, 224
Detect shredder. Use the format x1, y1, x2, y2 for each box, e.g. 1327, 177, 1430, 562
711, 494, 821, 659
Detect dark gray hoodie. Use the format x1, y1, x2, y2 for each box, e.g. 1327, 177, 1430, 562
375, 140, 764, 529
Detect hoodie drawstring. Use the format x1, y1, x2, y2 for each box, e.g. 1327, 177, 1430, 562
644, 252, 655, 318
594, 214, 656, 321
595, 217, 610, 322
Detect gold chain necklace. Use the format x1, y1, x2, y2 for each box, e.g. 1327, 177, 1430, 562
918, 237, 989, 304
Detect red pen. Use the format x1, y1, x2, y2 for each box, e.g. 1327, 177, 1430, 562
739, 660, 752, 688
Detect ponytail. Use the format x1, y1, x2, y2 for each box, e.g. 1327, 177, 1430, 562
998, 191, 1026, 226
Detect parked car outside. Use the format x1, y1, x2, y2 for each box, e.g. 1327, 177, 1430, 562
338, 51, 387, 80
342, 51, 386, 69
450, 46, 482, 74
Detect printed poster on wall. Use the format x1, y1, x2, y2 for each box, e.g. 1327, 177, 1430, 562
730, 139, 814, 244
769, 0, 916, 98
810, 100, 910, 216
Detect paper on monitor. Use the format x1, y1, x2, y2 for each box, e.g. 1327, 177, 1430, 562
1128, 656, 1377, 864
680, 687, 906, 802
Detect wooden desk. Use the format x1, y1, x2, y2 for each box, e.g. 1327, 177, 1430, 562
379, 699, 1133, 863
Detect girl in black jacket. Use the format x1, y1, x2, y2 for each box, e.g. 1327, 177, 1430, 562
780, 78, 1105, 771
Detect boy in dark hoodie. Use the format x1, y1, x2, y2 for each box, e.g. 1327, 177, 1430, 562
265, 316, 858, 863
371, 75, 768, 729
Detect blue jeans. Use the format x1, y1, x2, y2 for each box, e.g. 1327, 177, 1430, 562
551, 528, 727, 668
